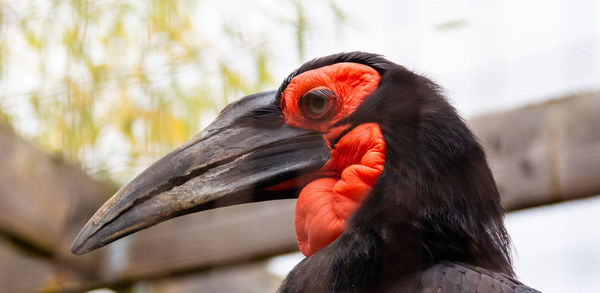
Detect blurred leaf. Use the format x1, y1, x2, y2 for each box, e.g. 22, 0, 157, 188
436, 19, 468, 31
0, 103, 12, 126
0, 0, 339, 184
292, 0, 307, 60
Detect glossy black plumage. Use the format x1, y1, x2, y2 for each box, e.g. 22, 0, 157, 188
275, 52, 539, 292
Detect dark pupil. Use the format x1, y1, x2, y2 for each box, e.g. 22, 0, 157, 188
309, 95, 327, 113
302, 89, 334, 117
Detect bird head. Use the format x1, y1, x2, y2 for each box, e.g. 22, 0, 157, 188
72, 52, 512, 276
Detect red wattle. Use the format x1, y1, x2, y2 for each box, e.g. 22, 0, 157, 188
294, 123, 385, 256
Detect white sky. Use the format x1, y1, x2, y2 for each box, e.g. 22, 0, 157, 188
507, 196, 600, 292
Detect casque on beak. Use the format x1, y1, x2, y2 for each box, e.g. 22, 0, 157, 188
71, 91, 329, 254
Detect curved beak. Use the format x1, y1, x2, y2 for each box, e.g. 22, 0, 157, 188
71, 91, 329, 255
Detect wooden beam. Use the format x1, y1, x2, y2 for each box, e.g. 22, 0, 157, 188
0, 237, 90, 293
0, 125, 112, 291
95, 200, 297, 283
0, 238, 54, 293
143, 261, 281, 292
468, 92, 600, 210
0, 125, 113, 259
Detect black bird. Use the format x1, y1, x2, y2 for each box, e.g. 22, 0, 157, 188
72, 52, 539, 292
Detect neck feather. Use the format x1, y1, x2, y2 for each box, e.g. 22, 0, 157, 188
351, 100, 514, 276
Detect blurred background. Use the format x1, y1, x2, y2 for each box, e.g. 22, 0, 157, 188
0, 0, 599, 292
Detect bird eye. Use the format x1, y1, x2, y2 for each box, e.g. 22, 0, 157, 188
299, 88, 336, 120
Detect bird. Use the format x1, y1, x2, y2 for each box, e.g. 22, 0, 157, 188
72, 52, 539, 292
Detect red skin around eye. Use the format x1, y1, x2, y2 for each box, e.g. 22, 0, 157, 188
280, 62, 385, 257
281, 62, 381, 133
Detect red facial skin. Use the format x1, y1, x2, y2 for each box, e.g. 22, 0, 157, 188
279, 63, 386, 256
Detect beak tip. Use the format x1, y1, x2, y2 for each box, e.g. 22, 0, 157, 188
71, 236, 102, 255
70, 224, 99, 255
70, 245, 85, 255
70, 239, 88, 255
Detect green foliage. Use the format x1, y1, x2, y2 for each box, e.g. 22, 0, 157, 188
0, 0, 345, 184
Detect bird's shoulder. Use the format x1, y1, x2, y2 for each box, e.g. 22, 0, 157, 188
417, 262, 540, 293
